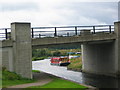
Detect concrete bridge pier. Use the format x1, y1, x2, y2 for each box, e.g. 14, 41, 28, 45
11, 22, 32, 79
114, 21, 120, 77
81, 22, 120, 77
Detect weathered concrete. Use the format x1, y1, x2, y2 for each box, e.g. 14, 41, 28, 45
0, 40, 13, 48
0, 41, 1, 90
80, 29, 91, 35
82, 22, 120, 77
0, 41, 2, 60
2, 47, 13, 71
81, 42, 116, 77
0, 41, 2, 71
11, 22, 32, 79
118, 2, 120, 21
32, 33, 116, 49
114, 21, 120, 77
1, 40, 14, 72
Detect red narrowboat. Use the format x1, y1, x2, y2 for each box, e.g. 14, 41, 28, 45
50, 57, 70, 66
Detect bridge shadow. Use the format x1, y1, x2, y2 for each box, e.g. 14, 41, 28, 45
81, 72, 120, 88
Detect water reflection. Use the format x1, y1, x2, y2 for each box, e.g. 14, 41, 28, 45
81, 73, 120, 88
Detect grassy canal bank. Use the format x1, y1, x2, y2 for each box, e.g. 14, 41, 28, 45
2, 68, 36, 88
2, 68, 87, 88
67, 57, 82, 71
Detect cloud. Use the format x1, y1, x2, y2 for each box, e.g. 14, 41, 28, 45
0, 1, 118, 28
38, 2, 117, 25
0, 2, 39, 12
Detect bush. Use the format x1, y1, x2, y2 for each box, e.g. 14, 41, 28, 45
2, 70, 22, 80
2, 67, 7, 71
32, 57, 37, 61
32, 49, 52, 58
32, 57, 47, 61
53, 51, 61, 56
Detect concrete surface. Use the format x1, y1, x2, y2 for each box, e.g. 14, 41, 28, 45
11, 22, 32, 79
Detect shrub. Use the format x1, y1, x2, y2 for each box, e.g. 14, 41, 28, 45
2, 67, 7, 71
2, 67, 22, 80
53, 51, 61, 56
2, 69, 22, 80
32, 57, 47, 61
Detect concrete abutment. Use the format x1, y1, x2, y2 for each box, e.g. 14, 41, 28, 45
81, 22, 120, 77
11, 22, 32, 79
81, 42, 116, 77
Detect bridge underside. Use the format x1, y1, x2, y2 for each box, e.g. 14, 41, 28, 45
32, 40, 114, 49
32, 33, 116, 49
82, 41, 117, 77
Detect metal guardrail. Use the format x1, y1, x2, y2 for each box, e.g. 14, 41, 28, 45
31, 25, 114, 38
0, 25, 114, 40
0, 28, 11, 40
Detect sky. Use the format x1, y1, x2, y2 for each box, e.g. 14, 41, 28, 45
0, 0, 119, 28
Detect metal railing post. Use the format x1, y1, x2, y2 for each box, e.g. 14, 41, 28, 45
54, 27, 57, 37
67, 32, 69, 37
75, 27, 77, 35
31, 28, 34, 38
5, 29, 7, 39
39, 34, 41, 38
109, 25, 111, 33
93, 26, 95, 34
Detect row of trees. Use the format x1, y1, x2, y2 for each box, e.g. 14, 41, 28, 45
32, 48, 81, 61
32, 49, 68, 58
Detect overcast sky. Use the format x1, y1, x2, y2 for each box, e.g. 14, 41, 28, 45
0, 0, 119, 28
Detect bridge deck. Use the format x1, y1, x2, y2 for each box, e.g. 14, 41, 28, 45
1, 33, 116, 48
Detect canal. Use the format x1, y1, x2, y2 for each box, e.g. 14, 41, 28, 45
32, 59, 120, 88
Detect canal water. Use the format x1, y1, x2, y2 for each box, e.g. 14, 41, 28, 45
32, 59, 120, 88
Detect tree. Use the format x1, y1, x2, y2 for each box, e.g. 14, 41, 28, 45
53, 51, 61, 56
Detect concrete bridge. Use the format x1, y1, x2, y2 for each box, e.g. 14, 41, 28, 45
0, 22, 120, 79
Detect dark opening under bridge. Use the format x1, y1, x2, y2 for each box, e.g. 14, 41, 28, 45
0, 22, 120, 79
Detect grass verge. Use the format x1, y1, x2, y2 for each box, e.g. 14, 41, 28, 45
28, 77, 87, 88
32, 70, 40, 73
67, 57, 82, 71
2, 69, 36, 88
32, 56, 47, 61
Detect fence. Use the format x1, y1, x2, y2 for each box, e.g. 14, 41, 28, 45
0, 25, 114, 40
31, 25, 114, 38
